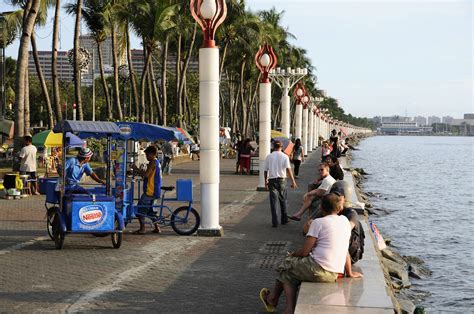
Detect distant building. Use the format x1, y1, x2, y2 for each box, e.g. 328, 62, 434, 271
442, 116, 454, 125
379, 121, 432, 135
427, 116, 441, 125
414, 116, 427, 126
28, 51, 73, 82
450, 115, 474, 136
80, 35, 115, 86
381, 116, 411, 123
464, 113, 474, 120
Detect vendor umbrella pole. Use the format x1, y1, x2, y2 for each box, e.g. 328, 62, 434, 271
255, 44, 277, 191
191, 0, 227, 236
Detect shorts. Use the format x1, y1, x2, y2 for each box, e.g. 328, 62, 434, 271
137, 194, 157, 216
277, 256, 338, 286
20, 171, 37, 180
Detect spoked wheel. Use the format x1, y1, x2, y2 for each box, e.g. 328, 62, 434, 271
52, 213, 65, 250
111, 219, 122, 249
171, 206, 200, 236
46, 207, 57, 240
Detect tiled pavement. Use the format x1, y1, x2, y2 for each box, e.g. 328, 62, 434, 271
0, 150, 321, 312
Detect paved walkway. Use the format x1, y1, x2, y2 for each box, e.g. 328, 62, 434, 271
0, 151, 322, 312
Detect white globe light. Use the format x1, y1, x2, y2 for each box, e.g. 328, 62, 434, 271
303, 95, 309, 102
201, 0, 217, 19
296, 88, 303, 97
259, 53, 270, 67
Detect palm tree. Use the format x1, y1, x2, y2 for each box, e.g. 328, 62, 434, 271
66, 0, 113, 120
110, 0, 123, 120
52, 0, 62, 122
73, 0, 84, 120
127, 0, 177, 122
12, 0, 41, 154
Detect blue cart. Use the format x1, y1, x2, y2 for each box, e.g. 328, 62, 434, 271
49, 121, 124, 250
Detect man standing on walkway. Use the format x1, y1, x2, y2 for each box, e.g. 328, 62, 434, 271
263, 141, 297, 227
18, 135, 40, 195
161, 140, 174, 175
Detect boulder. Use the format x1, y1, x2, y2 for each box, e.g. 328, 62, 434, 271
383, 258, 411, 288
397, 298, 416, 314
382, 248, 407, 267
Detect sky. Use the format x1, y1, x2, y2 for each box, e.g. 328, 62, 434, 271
1, 0, 472, 119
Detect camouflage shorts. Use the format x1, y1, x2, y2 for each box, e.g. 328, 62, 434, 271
277, 256, 338, 286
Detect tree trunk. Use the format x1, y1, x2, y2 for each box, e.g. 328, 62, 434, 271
31, 33, 54, 128
14, 0, 39, 155
24, 69, 30, 134
97, 42, 111, 120
239, 61, 247, 137
147, 69, 154, 123
161, 35, 169, 126
111, 19, 123, 120
139, 49, 152, 122
175, 33, 181, 127
126, 25, 139, 119
73, 0, 83, 120
178, 23, 197, 127
52, 0, 62, 122
219, 42, 229, 81
149, 58, 162, 124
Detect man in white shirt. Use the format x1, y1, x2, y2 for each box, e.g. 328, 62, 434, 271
289, 163, 335, 221
259, 193, 362, 313
18, 135, 40, 195
263, 141, 297, 227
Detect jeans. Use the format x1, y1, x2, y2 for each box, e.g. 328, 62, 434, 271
162, 156, 172, 174
268, 178, 288, 226
292, 160, 302, 176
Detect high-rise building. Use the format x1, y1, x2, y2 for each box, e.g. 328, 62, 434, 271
442, 116, 454, 125
427, 116, 441, 125
413, 116, 427, 126
28, 51, 74, 82
80, 34, 115, 86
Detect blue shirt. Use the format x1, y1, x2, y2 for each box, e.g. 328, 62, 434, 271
65, 157, 93, 185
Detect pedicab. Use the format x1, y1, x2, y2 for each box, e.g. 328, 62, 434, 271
46, 121, 124, 249
103, 122, 200, 236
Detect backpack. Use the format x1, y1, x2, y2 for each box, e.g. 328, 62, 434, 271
349, 220, 365, 264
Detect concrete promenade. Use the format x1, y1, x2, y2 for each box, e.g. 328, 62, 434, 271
0, 151, 321, 312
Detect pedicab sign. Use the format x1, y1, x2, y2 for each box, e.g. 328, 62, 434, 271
79, 204, 107, 226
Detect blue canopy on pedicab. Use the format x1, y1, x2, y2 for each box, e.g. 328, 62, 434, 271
53, 120, 121, 135
113, 122, 179, 141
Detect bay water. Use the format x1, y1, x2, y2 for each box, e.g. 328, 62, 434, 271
351, 136, 474, 312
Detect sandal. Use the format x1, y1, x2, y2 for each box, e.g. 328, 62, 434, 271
259, 288, 275, 312
288, 215, 301, 221
132, 229, 146, 234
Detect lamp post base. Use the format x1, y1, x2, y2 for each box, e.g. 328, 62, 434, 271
256, 186, 267, 192
197, 226, 224, 237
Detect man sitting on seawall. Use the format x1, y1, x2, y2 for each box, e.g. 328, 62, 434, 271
288, 163, 336, 221
259, 193, 363, 314
304, 181, 366, 268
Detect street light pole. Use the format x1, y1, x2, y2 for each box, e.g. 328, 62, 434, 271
308, 97, 314, 154
255, 44, 277, 191
191, 0, 227, 237
293, 83, 306, 141
269, 67, 307, 137
301, 93, 309, 157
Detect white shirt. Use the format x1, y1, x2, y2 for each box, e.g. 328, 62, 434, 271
264, 150, 291, 179
319, 175, 336, 194
19, 144, 37, 172
307, 215, 351, 273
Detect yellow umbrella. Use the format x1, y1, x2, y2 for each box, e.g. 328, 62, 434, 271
32, 130, 84, 147
271, 130, 286, 138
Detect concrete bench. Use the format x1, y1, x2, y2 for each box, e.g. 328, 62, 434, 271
294, 158, 394, 313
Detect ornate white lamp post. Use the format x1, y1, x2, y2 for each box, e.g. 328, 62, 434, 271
301, 93, 310, 157
191, 0, 227, 236
307, 97, 314, 154
293, 83, 306, 141
255, 44, 277, 191
269, 67, 307, 137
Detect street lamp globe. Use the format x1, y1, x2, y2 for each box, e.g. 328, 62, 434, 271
259, 53, 270, 67
201, 0, 217, 19
296, 88, 304, 97
303, 95, 309, 103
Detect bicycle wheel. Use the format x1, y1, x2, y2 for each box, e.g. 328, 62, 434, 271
111, 219, 122, 249
171, 206, 200, 236
52, 213, 64, 250
46, 207, 57, 240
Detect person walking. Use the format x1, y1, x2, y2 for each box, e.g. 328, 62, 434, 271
263, 141, 298, 228
161, 140, 174, 175
18, 135, 40, 195
290, 138, 304, 178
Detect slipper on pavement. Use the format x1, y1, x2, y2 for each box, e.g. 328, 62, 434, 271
259, 288, 275, 312
132, 229, 146, 234
288, 215, 301, 221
